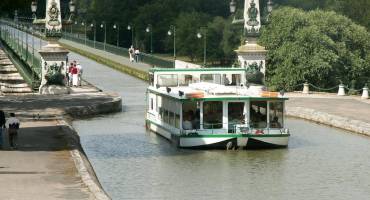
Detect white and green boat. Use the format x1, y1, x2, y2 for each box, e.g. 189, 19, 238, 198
146, 67, 290, 149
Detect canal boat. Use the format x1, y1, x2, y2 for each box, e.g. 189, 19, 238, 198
146, 67, 290, 149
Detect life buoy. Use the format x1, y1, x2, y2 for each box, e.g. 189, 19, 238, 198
260, 91, 279, 97
185, 91, 205, 98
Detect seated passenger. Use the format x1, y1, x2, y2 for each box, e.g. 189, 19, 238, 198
192, 110, 200, 129
183, 115, 193, 130
270, 116, 282, 128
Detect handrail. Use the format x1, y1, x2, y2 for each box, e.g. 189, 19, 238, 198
0, 20, 42, 89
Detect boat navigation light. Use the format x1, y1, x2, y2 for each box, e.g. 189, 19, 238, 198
166, 87, 172, 93
179, 91, 184, 97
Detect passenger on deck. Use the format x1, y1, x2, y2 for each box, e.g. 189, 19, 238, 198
270, 116, 282, 128
182, 114, 193, 130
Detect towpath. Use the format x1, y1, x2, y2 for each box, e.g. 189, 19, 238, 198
0, 120, 93, 200
59, 39, 152, 72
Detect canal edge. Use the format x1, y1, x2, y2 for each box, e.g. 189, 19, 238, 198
57, 120, 112, 200
286, 106, 370, 136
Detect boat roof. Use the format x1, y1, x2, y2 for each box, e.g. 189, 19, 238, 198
148, 82, 288, 102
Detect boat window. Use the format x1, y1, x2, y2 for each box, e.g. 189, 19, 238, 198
269, 101, 284, 128
223, 74, 241, 86
228, 102, 245, 133
175, 114, 180, 129
179, 75, 193, 86
200, 74, 221, 84
164, 110, 169, 124
169, 112, 175, 126
158, 74, 178, 87
156, 96, 162, 112
159, 107, 163, 120
203, 101, 223, 129
150, 98, 154, 110
182, 102, 199, 130
149, 73, 154, 86
250, 101, 267, 129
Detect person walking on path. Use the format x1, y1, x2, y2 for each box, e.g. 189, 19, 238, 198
0, 110, 5, 149
135, 49, 140, 63
5, 113, 20, 149
77, 62, 83, 86
68, 62, 74, 86
129, 45, 135, 62
71, 63, 79, 87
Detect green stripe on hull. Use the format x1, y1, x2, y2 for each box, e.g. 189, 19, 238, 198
180, 134, 290, 138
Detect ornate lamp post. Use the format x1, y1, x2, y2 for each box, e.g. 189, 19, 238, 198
91, 22, 96, 48
113, 23, 120, 47
167, 25, 176, 61
146, 24, 153, 54
31, 1, 37, 20
100, 22, 107, 50
31, 0, 76, 94
229, 0, 272, 74
197, 27, 207, 67
127, 24, 134, 47
82, 21, 87, 45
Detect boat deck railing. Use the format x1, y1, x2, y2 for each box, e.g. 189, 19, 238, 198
182, 122, 288, 136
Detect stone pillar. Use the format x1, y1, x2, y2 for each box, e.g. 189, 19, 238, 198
302, 83, 309, 94
235, 38, 267, 74
38, 0, 70, 94
337, 84, 346, 96
362, 87, 369, 99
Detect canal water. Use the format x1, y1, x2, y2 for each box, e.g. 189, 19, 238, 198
69, 54, 370, 200
11, 27, 370, 199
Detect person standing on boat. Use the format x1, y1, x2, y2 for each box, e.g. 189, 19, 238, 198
183, 114, 193, 130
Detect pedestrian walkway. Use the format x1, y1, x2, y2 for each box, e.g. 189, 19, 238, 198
287, 93, 370, 123
0, 120, 93, 200
60, 39, 152, 72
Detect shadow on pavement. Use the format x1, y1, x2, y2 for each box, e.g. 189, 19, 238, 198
1, 124, 79, 151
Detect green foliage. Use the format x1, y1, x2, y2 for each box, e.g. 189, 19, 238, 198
260, 7, 370, 91
174, 12, 210, 62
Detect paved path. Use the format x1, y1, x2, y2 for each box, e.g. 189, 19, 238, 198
59, 39, 152, 72
0, 121, 93, 200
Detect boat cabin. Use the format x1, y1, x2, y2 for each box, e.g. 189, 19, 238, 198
147, 68, 288, 136
149, 68, 248, 88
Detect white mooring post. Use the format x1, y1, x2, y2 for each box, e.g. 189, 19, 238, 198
362, 86, 369, 99
302, 83, 309, 94
337, 84, 346, 96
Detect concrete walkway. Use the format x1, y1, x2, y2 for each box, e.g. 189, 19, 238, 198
0, 121, 93, 200
287, 93, 370, 122
286, 93, 370, 135
59, 39, 152, 72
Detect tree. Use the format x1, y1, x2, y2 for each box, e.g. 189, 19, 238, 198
259, 7, 370, 91
175, 12, 210, 62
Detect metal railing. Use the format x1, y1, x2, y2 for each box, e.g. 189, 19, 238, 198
0, 21, 42, 89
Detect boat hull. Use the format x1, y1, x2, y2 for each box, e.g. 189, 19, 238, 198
147, 121, 289, 150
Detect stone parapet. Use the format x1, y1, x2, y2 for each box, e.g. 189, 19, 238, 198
287, 106, 370, 136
